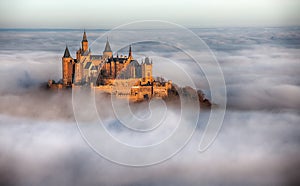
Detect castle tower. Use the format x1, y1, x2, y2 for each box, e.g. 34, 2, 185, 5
62, 46, 73, 85
82, 30, 88, 52
103, 38, 112, 58
142, 57, 153, 84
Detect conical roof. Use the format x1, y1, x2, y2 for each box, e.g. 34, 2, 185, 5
63, 46, 71, 58
145, 57, 151, 65
104, 38, 112, 52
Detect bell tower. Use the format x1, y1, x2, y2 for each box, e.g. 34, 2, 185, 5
82, 30, 88, 52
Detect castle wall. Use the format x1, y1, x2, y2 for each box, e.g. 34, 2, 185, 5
74, 63, 83, 84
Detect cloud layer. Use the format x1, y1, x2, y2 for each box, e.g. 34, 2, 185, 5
0, 27, 300, 185
1, 110, 299, 186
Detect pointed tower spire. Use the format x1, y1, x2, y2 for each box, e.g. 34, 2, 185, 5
63, 45, 71, 58
104, 37, 112, 52
82, 29, 87, 42
128, 45, 132, 58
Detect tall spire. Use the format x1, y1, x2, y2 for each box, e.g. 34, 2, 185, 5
63, 45, 71, 58
104, 37, 112, 52
128, 45, 132, 58
82, 29, 88, 42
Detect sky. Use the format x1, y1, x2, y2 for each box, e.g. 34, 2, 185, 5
0, 0, 300, 28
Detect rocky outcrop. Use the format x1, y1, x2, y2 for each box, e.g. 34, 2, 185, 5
163, 84, 212, 109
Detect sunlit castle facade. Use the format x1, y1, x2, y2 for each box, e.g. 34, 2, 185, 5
48, 31, 172, 101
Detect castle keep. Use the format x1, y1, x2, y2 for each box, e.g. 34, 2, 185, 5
48, 31, 172, 101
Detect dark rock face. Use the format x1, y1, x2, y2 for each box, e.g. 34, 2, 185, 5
164, 84, 212, 109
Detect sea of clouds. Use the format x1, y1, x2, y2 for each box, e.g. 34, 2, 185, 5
0, 27, 299, 186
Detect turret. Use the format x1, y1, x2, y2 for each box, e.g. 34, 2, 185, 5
82, 30, 88, 52
142, 57, 153, 84
62, 46, 73, 85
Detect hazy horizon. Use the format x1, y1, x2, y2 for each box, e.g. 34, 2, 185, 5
1, 25, 300, 30
1, 0, 300, 28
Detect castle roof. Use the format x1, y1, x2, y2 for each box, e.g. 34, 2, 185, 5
91, 66, 98, 71
81, 49, 89, 56
63, 46, 71, 58
104, 38, 112, 52
84, 62, 92, 69
145, 57, 151, 65
107, 57, 127, 64
130, 60, 140, 66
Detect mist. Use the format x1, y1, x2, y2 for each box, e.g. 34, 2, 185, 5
0, 27, 300, 186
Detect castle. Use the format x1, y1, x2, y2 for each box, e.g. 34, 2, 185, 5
48, 31, 172, 101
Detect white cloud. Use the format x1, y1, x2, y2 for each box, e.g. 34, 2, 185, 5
0, 27, 299, 185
